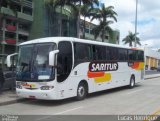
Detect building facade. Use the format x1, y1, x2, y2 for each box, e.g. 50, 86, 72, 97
0, 0, 34, 69
29, 0, 77, 40
30, 0, 119, 44
145, 47, 160, 70
0, 0, 120, 69
80, 20, 120, 44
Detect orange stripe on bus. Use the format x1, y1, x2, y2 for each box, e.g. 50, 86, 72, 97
88, 71, 105, 78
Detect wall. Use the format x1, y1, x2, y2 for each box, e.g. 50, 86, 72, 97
144, 47, 160, 70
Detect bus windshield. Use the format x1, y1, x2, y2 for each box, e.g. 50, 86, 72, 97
16, 43, 56, 82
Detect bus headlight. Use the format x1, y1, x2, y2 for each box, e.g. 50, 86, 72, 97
16, 85, 22, 89
40, 86, 54, 90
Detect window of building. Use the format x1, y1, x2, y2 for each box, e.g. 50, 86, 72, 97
18, 34, 28, 43
4, 45, 16, 54
85, 28, 90, 34
5, 32, 16, 39
19, 23, 29, 31
6, 19, 16, 26
23, 7, 32, 15
105, 36, 109, 40
10, 3, 21, 12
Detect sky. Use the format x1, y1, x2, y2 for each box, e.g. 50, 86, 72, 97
97, 0, 160, 49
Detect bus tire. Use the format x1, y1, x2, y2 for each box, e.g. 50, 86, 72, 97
129, 76, 135, 88
76, 82, 87, 100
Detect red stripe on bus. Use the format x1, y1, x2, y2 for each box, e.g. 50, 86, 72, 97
132, 62, 140, 69
88, 71, 105, 78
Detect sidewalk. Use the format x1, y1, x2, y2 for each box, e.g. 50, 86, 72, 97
145, 74, 160, 79
0, 90, 25, 106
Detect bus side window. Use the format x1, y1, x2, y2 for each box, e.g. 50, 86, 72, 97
137, 50, 144, 61
119, 49, 128, 61
109, 47, 118, 61
74, 43, 92, 65
106, 47, 110, 60
128, 50, 136, 61
57, 41, 73, 82
93, 45, 106, 61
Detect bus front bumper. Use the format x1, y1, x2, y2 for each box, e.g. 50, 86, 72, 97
16, 88, 58, 100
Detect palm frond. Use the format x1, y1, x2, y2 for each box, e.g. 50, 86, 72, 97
123, 31, 141, 47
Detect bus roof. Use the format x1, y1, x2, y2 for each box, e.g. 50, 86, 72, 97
19, 37, 143, 50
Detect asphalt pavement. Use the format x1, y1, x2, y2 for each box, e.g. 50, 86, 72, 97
0, 77, 160, 116
0, 73, 160, 121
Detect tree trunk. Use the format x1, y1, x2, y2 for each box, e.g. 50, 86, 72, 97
129, 42, 132, 47
77, 0, 82, 38
102, 28, 105, 42
82, 16, 86, 39
59, 7, 62, 36
77, 13, 80, 38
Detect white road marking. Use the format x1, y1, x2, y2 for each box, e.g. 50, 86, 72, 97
127, 89, 144, 95
36, 106, 83, 121
54, 106, 83, 115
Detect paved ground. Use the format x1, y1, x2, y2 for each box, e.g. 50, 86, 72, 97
0, 77, 160, 116
145, 70, 160, 75
0, 91, 17, 104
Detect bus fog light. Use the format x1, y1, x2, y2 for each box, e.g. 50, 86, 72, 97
41, 86, 54, 90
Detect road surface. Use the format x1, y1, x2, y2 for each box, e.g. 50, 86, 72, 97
0, 78, 160, 121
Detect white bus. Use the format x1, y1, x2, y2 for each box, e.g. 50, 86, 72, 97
7, 37, 144, 100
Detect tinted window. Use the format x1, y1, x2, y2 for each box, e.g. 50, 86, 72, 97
137, 50, 144, 61
106, 47, 110, 60
74, 43, 92, 65
128, 50, 136, 61
118, 48, 128, 61
93, 45, 106, 61
109, 47, 118, 60
57, 41, 73, 82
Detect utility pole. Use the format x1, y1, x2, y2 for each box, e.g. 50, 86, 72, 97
134, 0, 138, 47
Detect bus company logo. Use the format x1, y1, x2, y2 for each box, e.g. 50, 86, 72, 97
22, 83, 35, 88
89, 62, 118, 72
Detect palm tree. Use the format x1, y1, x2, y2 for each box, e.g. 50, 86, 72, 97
80, 4, 98, 39
44, 0, 99, 38
122, 31, 141, 47
91, 4, 117, 42
92, 21, 113, 41
74, 0, 99, 38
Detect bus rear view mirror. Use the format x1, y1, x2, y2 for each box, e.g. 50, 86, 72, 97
49, 50, 59, 67
7, 53, 18, 67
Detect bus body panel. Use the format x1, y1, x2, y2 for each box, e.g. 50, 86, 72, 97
15, 37, 144, 100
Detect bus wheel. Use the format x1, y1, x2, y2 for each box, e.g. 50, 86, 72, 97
129, 76, 135, 88
76, 82, 87, 100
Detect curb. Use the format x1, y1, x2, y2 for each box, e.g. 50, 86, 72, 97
145, 76, 160, 80
0, 98, 27, 106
